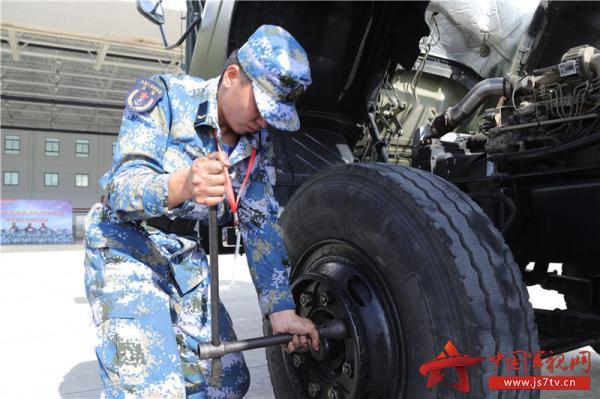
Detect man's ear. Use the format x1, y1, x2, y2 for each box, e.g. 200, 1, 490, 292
222, 65, 242, 88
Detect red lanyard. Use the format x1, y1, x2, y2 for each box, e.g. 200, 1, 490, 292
213, 129, 257, 225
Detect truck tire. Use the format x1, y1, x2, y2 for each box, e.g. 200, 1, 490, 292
263, 163, 539, 399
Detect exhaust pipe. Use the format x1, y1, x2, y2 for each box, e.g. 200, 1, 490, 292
419, 76, 519, 142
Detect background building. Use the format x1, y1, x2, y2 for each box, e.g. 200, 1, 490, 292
2, 130, 116, 209
1, 0, 187, 236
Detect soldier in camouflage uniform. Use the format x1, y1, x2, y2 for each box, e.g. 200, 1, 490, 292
84, 25, 319, 398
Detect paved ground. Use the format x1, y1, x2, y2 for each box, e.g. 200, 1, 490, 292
0, 243, 597, 398
0, 243, 274, 399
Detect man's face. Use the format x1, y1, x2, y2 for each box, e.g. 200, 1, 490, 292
218, 65, 268, 134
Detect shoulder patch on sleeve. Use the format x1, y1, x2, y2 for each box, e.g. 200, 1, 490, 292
126, 77, 164, 113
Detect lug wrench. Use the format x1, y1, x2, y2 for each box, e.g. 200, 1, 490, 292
204, 206, 348, 382
199, 318, 348, 360
208, 205, 222, 384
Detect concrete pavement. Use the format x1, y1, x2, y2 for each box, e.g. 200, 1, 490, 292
0, 243, 275, 399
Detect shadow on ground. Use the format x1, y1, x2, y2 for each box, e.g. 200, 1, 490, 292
59, 360, 102, 398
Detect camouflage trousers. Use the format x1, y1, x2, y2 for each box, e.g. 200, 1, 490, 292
84, 245, 251, 399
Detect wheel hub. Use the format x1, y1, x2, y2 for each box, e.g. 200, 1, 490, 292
282, 241, 403, 398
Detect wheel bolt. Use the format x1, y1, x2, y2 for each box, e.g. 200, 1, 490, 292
292, 353, 305, 368
308, 382, 320, 397
342, 362, 353, 377
299, 292, 313, 307
319, 291, 332, 306
328, 386, 343, 399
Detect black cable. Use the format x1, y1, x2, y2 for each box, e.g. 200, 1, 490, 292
488, 118, 600, 163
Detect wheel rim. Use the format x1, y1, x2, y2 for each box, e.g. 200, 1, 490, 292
281, 240, 405, 399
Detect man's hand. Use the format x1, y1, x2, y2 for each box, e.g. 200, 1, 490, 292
269, 309, 320, 353
168, 151, 231, 209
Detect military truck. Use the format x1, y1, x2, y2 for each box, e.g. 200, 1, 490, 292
138, 1, 599, 398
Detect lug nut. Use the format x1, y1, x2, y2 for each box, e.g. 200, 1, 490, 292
342, 362, 353, 377
292, 353, 305, 368
299, 292, 313, 307
308, 382, 320, 397
328, 386, 343, 399
319, 292, 332, 306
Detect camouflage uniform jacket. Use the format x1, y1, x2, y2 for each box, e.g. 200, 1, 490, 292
84, 74, 296, 323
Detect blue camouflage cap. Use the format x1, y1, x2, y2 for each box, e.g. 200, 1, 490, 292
237, 25, 311, 131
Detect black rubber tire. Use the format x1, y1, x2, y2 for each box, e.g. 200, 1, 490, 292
264, 163, 539, 399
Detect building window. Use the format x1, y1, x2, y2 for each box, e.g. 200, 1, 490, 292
44, 172, 59, 187
112, 141, 117, 156
4, 135, 20, 154
75, 173, 89, 188
76, 139, 90, 157
45, 138, 60, 156
3, 171, 19, 186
